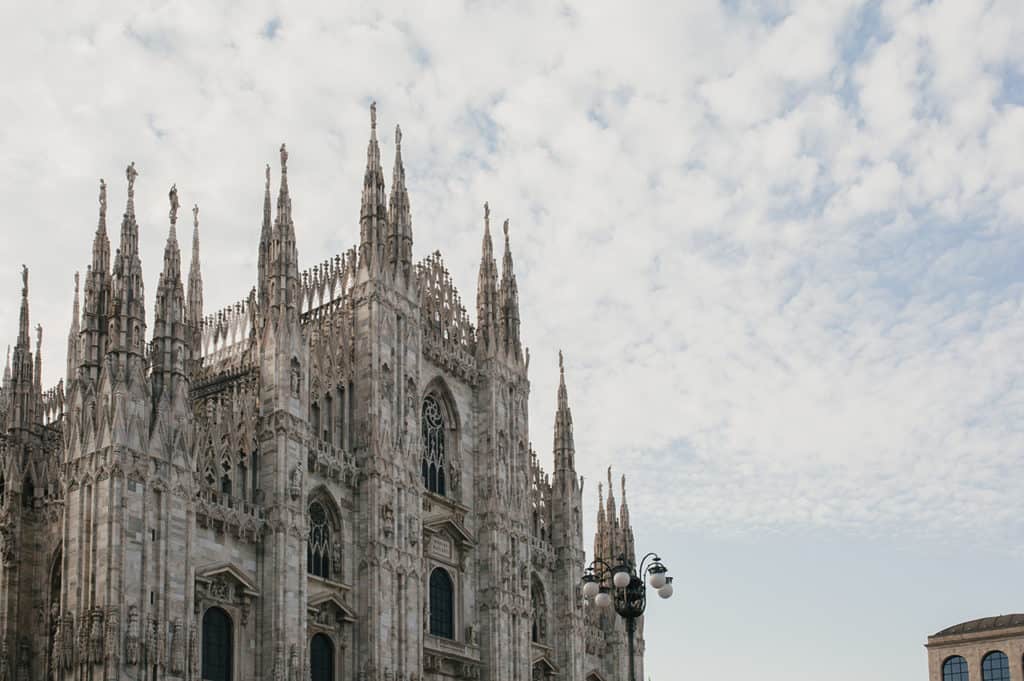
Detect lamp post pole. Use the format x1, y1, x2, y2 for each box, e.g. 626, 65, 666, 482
581, 552, 673, 681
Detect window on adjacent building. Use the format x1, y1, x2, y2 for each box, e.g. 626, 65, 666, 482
422, 395, 447, 496
982, 651, 1009, 681
429, 568, 454, 639
943, 656, 968, 681
308, 501, 332, 579
201, 607, 233, 681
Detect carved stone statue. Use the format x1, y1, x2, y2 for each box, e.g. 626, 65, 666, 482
188, 625, 198, 678
170, 619, 184, 674
0, 640, 8, 681
288, 465, 302, 501
77, 616, 89, 668
288, 644, 299, 681
125, 605, 140, 665
168, 183, 180, 225
104, 609, 118, 664
145, 618, 157, 668
62, 613, 74, 670
273, 642, 285, 681
50, 619, 61, 681
15, 639, 28, 681
90, 609, 104, 663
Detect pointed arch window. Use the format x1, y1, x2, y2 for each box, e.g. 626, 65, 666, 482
422, 395, 447, 496
307, 500, 332, 579
531, 575, 547, 644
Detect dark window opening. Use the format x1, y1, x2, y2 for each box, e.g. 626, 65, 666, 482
310, 633, 334, 681
201, 607, 233, 681
429, 568, 454, 639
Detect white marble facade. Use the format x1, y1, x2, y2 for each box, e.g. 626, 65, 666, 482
0, 105, 642, 681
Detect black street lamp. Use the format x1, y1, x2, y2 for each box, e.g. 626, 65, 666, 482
581, 553, 673, 681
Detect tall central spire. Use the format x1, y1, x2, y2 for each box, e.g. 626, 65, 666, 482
80, 178, 112, 381
358, 101, 388, 273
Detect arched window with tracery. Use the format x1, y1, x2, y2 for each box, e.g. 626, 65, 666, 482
429, 568, 454, 639
422, 395, 447, 496
982, 652, 1009, 681
308, 500, 333, 580
943, 656, 968, 681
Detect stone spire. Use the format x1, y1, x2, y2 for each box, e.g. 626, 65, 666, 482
619, 474, 636, 564
81, 178, 111, 381
266, 144, 301, 326
498, 218, 522, 361
553, 350, 576, 476
151, 184, 188, 406
358, 101, 388, 273
475, 202, 499, 356
388, 123, 413, 282
594, 479, 608, 566
66, 272, 80, 384
6, 266, 37, 432
187, 202, 203, 368
258, 163, 272, 316
109, 162, 147, 357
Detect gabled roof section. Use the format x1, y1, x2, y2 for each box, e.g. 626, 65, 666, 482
531, 652, 559, 674
424, 515, 475, 548
308, 592, 357, 622
195, 561, 259, 597
585, 671, 610, 681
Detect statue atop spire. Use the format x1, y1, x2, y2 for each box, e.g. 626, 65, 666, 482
265, 163, 271, 192
99, 178, 107, 221
192, 202, 199, 229
280, 143, 288, 174
168, 183, 180, 227
126, 162, 138, 197
395, 123, 402, 147
371, 100, 377, 133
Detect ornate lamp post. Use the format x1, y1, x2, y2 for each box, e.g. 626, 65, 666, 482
581, 553, 673, 681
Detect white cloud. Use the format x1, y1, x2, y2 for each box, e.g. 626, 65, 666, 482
1, 0, 1023, 557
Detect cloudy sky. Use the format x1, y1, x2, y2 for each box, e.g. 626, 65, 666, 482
3, 0, 1024, 678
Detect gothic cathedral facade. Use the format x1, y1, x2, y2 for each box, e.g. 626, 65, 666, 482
0, 105, 643, 681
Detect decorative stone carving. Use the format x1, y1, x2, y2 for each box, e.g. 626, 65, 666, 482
0, 641, 7, 681
145, 618, 157, 667
170, 618, 184, 674
381, 502, 394, 537
0, 523, 16, 566
61, 613, 74, 670
188, 625, 198, 678
125, 606, 140, 665
104, 609, 118, 661
288, 644, 299, 681
89, 609, 104, 664
15, 639, 28, 681
77, 615, 89, 668
273, 642, 285, 681
50, 618, 62, 681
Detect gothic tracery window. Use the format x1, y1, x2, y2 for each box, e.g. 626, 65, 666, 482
422, 395, 447, 496
531, 575, 547, 644
307, 500, 332, 580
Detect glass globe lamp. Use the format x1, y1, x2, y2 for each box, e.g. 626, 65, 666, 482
613, 569, 631, 589
582, 579, 600, 599
657, 576, 674, 599
648, 565, 667, 589
594, 590, 613, 608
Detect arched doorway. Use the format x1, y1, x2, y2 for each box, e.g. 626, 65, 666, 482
310, 633, 334, 681
202, 607, 233, 681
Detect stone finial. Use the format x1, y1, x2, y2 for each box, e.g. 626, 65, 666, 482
395, 123, 402, 147
21, 264, 27, 294
36, 323, 42, 350
370, 100, 377, 131
484, 201, 490, 222
265, 163, 271, 191
279, 143, 288, 173
192, 203, 199, 229
168, 184, 180, 225
503, 218, 509, 238
126, 162, 138, 195
558, 349, 564, 373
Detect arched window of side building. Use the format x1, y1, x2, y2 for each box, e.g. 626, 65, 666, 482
942, 655, 968, 681
201, 607, 233, 681
982, 651, 1009, 681
429, 567, 455, 639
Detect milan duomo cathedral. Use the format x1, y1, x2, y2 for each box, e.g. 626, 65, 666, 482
0, 105, 644, 681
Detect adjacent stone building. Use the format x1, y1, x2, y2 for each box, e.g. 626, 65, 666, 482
0, 105, 644, 681
926, 615, 1024, 680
